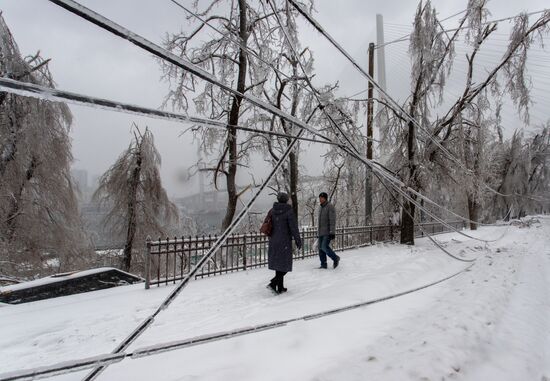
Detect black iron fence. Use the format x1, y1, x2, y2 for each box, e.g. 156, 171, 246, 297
144, 221, 465, 288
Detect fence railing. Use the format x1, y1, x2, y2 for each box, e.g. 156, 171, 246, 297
144, 221, 465, 288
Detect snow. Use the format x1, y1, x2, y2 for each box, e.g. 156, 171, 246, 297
95, 250, 123, 257
0, 217, 549, 381
0, 267, 140, 293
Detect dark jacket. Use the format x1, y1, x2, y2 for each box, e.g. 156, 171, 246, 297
318, 201, 336, 237
268, 202, 302, 272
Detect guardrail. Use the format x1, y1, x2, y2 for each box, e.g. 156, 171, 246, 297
144, 221, 465, 288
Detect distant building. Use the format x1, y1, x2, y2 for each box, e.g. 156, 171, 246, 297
90, 174, 101, 190
174, 187, 273, 234
71, 169, 88, 190
71, 169, 99, 203
80, 201, 121, 248
173, 190, 227, 232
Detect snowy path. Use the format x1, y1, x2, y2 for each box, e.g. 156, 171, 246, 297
1, 217, 549, 380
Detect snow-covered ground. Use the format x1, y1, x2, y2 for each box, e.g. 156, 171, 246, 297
1, 216, 549, 381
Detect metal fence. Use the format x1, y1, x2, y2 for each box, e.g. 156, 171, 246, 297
144, 221, 465, 288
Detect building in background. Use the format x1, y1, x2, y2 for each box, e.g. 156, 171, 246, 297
71, 169, 88, 190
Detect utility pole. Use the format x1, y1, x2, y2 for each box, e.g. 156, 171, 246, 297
365, 42, 375, 225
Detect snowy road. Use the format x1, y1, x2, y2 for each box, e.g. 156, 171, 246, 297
1, 217, 549, 381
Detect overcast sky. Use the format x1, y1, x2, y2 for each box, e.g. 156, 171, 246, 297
0, 0, 548, 198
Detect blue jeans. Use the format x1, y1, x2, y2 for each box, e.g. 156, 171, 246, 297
318, 235, 339, 267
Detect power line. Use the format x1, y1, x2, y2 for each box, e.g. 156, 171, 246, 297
37, 2, 329, 379
42, 3, 491, 380
0, 78, 344, 146
0, 4, 543, 381
10, 5, 532, 380
51, 0, 548, 244
47, 0, 503, 241
167, 0, 356, 107
263, 0, 363, 157
0, 262, 474, 381
287, 0, 550, 203
377, 8, 549, 49
267, 1, 512, 234
287, 0, 486, 175
2, 75, 510, 236
367, 46, 550, 123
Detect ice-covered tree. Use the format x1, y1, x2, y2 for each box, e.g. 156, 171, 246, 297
382, 1, 550, 242
256, 12, 318, 220
491, 124, 550, 219
0, 15, 89, 278
160, 0, 296, 231
320, 93, 367, 226
93, 127, 178, 272
518, 125, 550, 215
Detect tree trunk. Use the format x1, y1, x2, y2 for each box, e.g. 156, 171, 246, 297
467, 194, 479, 230
503, 202, 511, 221
401, 118, 418, 245
280, 60, 301, 221
289, 151, 299, 219
401, 198, 416, 245
0, 99, 19, 177
221, 0, 248, 230
464, 123, 483, 230
400, 58, 425, 245
122, 153, 142, 272
287, 87, 300, 221
6, 156, 37, 242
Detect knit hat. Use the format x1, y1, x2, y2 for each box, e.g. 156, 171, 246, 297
318, 192, 328, 199
277, 192, 289, 203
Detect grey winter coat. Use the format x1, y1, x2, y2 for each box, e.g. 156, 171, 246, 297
318, 201, 336, 237
268, 202, 302, 272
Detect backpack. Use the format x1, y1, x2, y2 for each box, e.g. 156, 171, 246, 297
260, 209, 273, 236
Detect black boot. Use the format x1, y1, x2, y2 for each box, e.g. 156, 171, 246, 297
267, 277, 277, 293
276, 271, 287, 293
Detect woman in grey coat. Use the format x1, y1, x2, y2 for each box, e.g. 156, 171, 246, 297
267, 192, 302, 294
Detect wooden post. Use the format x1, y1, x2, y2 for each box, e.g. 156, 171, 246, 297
365, 42, 375, 225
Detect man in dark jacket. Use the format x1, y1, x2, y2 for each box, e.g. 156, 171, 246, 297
267, 192, 302, 294
318, 192, 340, 269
